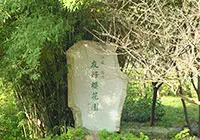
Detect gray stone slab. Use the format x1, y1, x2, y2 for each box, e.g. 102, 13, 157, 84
67, 41, 127, 131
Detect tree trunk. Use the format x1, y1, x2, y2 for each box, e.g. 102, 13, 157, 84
175, 67, 192, 135
179, 84, 192, 135
117, 48, 127, 71
191, 74, 200, 137
150, 82, 163, 126
197, 75, 200, 137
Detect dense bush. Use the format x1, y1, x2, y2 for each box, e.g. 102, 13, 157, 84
122, 83, 165, 122
40, 127, 149, 140
126, 82, 141, 97
172, 128, 195, 140
0, 114, 24, 140
0, 79, 25, 140
98, 129, 149, 140
49, 127, 88, 140
1, 0, 99, 137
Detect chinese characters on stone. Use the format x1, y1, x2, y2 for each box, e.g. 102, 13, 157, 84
90, 56, 105, 111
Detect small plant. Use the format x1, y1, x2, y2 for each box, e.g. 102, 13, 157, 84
0, 79, 26, 140
172, 128, 195, 140
138, 132, 149, 140
50, 127, 88, 140
98, 129, 149, 140
98, 129, 123, 140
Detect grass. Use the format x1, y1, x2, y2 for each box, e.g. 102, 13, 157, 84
121, 96, 199, 139
121, 95, 199, 128
122, 96, 199, 128
157, 96, 199, 127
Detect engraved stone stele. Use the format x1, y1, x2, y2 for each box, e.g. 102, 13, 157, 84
67, 41, 127, 132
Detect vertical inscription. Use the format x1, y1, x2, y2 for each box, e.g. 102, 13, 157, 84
89, 56, 105, 111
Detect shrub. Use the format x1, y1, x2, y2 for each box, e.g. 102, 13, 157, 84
122, 94, 165, 122
42, 127, 149, 140
172, 128, 195, 140
41, 127, 89, 140
98, 129, 149, 140
0, 79, 25, 140
126, 82, 141, 98
159, 83, 175, 96
0, 114, 22, 140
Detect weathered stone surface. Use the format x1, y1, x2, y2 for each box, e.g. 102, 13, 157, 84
67, 41, 127, 132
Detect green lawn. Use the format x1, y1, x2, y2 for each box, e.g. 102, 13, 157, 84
157, 96, 198, 127
121, 96, 199, 128
121, 96, 199, 139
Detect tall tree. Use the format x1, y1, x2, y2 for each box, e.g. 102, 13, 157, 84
92, 0, 200, 129
0, 0, 99, 137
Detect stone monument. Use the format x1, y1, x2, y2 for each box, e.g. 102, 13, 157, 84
67, 41, 127, 132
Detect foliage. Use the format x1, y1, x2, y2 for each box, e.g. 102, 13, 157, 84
159, 81, 195, 97
126, 81, 143, 97
0, 79, 25, 140
172, 128, 195, 140
40, 127, 149, 140
59, 0, 100, 11
1, 0, 72, 81
122, 84, 165, 122
157, 96, 198, 128
0, 0, 99, 138
98, 129, 149, 140
0, 0, 97, 84
159, 83, 175, 96
34, 96, 200, 139
52, 127, 88, 140
126, 81, 155, 97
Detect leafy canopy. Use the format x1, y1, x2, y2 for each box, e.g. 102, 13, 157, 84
0, 0, 73, 81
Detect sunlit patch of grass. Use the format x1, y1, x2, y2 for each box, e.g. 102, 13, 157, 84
121, 96, 198, 140
157, 96, 198, 127
122, 96, 199, 128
